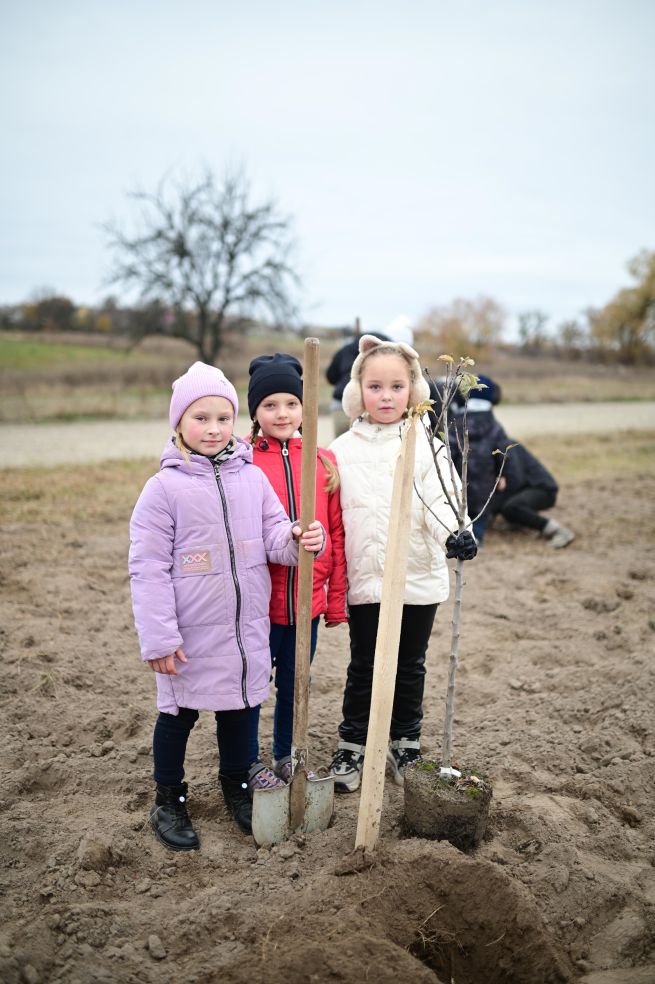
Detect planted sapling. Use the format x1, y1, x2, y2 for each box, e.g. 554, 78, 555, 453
404, 357, 513, 846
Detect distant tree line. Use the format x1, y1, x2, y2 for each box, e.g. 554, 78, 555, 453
415, 249, 655, 365
1, 156, 652, 367
0, 292, 182, 338
0, 295, 348, 344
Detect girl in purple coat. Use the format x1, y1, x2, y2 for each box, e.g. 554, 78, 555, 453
129, 362, 323, 850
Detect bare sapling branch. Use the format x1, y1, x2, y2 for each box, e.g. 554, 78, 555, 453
469, 444, 518, 525
410, 356, 515, 773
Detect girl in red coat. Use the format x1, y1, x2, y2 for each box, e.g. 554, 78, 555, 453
247, 353, 348, 782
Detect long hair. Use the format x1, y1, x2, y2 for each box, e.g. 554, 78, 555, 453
250, 420, 340, 494
319, 454, 340, 494
175, 431, 191, 462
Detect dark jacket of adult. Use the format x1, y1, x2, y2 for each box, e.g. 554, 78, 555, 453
326, 333, 389, 401
501, 443, 558, 497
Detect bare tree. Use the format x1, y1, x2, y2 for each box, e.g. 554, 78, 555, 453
588, 249, 655, 363
104, 169, 299, 363
416, 295, 505, 363
517, 309, 550, 353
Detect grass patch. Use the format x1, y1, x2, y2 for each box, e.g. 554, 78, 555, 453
0, 337, 134, 370
3, 331, 655, 421
0, 331, 340, 421
0, 458, 154, 526
524, 430, 655, 484
1, 432, 653, 527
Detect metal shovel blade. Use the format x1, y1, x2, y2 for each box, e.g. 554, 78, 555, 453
251, 774, 335, 847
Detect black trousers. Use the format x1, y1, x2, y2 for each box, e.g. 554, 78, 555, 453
152, 706, 255, 786
339, 603, 438, 745
494, 486, 556, 532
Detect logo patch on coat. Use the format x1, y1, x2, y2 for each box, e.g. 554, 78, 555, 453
180, 551, 211, 574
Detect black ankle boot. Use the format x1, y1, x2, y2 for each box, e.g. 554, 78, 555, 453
150, 782, 200, 851
219, 774, 252, 834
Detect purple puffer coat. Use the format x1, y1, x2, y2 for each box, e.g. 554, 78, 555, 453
129, 437, 299, 714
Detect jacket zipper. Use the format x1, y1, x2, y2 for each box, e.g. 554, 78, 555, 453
213, 462, 249, 708
280, 441, 298, 625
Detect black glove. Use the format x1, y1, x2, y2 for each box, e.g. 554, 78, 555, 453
445, 530, 478, 561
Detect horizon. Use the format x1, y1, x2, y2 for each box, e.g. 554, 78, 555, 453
1, 1, 653, 340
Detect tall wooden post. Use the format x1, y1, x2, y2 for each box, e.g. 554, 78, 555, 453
355, 417, 417, 851
289, 338, 320, 830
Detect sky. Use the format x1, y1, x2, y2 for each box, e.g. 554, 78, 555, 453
1, 0, 654, 338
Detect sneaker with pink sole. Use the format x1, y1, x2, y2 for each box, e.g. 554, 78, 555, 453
272, 755, 317, 783
247, 762, 286, 796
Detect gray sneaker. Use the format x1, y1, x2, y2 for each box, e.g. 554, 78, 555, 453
329, 741, 365, 793
543, 519, 575, 549
549, 526, 575, 549
386, 738, 422, 786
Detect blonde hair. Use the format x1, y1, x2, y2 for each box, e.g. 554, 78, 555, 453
342, 333, 430, 420
359, 344, 416, 387
175, 431, 191, 462
358, 345, 414, 417
320, 454, 340, 494
249, 420, 340, 494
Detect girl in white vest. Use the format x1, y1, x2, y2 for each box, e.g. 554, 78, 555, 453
328, 335, 477, 792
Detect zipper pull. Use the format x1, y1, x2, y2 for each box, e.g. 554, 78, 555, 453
281, 442, 289, 457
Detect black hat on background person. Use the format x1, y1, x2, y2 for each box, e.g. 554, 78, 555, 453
452, 373, 502, 411
476, 374, 502, 405
326, 332, 391, 402
247, 353, 303, 419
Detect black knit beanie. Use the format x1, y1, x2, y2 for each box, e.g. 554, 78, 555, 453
247, 353, 304, 419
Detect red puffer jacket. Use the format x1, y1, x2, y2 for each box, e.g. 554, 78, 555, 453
250, 435, 348, 625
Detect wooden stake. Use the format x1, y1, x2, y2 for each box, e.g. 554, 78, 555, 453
289, 337, 320, 830
355, 417, 417, 851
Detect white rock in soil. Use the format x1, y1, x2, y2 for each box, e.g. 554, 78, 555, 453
148, 935, 166, 960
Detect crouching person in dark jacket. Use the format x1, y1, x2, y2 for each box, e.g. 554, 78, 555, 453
448, 375, 509, 543
490, 443, 575, 549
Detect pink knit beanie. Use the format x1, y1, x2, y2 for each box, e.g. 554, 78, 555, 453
169, 362, 239, 430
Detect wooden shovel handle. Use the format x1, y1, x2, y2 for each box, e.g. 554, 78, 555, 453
289, 338, 320, 828
355, 417, 417, 851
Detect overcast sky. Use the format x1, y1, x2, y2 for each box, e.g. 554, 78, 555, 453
1, 0, 653, 337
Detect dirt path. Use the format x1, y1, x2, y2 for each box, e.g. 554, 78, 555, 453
1, 401, 654, 468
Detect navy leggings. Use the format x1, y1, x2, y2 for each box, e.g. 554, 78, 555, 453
152, 706, 256, 786
248, 617, 320, 763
